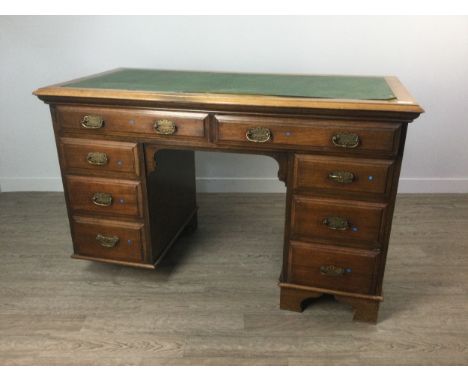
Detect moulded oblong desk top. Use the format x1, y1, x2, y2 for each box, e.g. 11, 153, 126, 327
33, 68, 423, 115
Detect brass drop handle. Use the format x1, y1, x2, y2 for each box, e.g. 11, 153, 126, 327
332, 133, 360, 148
328, 171, 355, 184
81, 115, 104, 129
154, 119, 176, 135
86, 152, 108, 166
96, 234, 119, 248
320, 265, 350, 276
322, 216, 349, 230
91, 192, 113, 207
246, 127, 272, 143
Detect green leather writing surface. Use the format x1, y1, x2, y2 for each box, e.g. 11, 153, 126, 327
64, 69, 395, 101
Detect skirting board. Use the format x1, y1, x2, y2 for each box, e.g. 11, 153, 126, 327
1, 177, 468, 193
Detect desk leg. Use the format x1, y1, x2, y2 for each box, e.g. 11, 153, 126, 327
145, 146, 198, 264
280, 287, 322, 312
280, 285, 380, 323
335, 295, 380, 324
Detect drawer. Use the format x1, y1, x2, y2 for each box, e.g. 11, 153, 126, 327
293, 154, 394, 195
60, 138, 140, 176
291, 195, 387, 247
215, 115, 401, 155
71, 216, 146, 263
288, 241, 379, 295
56, 105, 208, 140
66, 175, 143, 218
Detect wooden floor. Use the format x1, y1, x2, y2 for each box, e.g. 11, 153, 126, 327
0, 192, 467, 365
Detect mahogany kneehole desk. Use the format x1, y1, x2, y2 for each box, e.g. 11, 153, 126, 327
34, 69, 423, 323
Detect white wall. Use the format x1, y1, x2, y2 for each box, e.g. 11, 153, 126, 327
1, 16, 467, 193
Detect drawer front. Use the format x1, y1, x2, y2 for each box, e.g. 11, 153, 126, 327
291, 196, 387, 247
215, 115, 401, 155
288, 241, 378, 294
57, 105, 208, 140
293, 154, 394, 195
60, 138, 140, 176
71, 216, 145, 263
66, 176, 143, 218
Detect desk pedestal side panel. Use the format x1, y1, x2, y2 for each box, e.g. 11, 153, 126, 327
145, 147, 198, 264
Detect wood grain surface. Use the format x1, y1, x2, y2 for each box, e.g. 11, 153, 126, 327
1, 192, 467, 365
56, 105, 209, 141
215, 114, 402, 155
33, 73, 424, 116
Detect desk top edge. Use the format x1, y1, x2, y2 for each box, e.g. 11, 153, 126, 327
33, 68, 424, 115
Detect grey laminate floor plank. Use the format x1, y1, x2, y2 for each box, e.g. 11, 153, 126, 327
1, 192, 467, 365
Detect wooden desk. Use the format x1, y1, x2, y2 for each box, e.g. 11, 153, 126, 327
34, 69, 423, 323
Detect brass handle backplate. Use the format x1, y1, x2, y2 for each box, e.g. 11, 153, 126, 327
320, 265, 349, 276
322, 216, 349, 230
96, 234, 119, 248
332, 133, 360, 148
246, 127, 272, 143
328, 171, 355, 184
154, 119, 176, 135
86, 152, 108, 166
91, 192, 113, 207
81, 115, 104, 129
